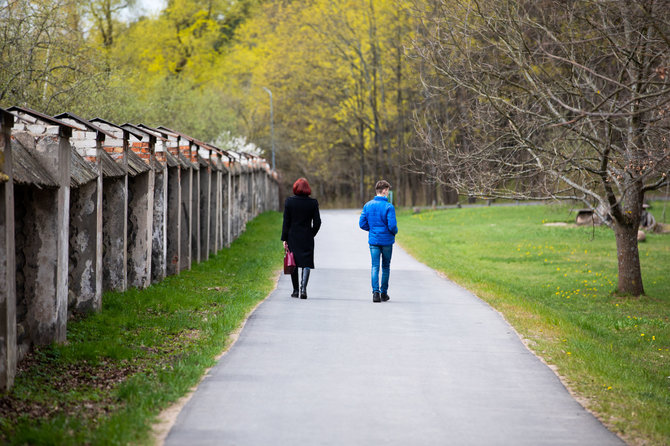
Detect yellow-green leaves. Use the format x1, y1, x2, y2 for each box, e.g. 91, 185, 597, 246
225, 0, 420, 201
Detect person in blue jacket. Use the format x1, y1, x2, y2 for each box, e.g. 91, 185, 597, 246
359, 180, 398, 303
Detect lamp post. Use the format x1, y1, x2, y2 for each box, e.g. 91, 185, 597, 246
262, 87, 275, 171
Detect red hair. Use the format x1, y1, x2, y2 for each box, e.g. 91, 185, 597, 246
293, 178, 311, 196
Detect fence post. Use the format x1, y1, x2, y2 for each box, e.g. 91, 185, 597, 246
153, 126, 182, 277
212, 151, 222, 253
90, 118, 131, 292
197, 145, 210, 262
137, 124, 170, 284
180, 140, 193, 270
123, 124, 155, 289
0, 108, 16, 390
8, 107, 74, 346
56, 113, 113, 314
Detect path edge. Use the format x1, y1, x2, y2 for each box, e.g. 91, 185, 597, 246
397, 241, 629, 446
150, 269, 282, 446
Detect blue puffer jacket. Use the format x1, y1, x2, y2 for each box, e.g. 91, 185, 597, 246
359, 196, 398, 246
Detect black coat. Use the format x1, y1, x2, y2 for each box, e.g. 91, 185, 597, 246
281, 195, 321, 268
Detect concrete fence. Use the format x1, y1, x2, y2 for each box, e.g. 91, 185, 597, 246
0, 106, 279, 390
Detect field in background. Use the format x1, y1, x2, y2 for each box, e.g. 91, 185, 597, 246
397, 203, 669, 446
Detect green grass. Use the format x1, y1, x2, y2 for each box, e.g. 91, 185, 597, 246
397, 203, 670, 446
0, 211, 283, 445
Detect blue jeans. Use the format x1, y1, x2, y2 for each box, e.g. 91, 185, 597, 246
369, 244, 393, 294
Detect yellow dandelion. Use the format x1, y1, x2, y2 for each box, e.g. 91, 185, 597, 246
641, 333, 645, 337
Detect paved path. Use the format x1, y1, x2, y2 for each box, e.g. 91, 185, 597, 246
165, 209, 624, 446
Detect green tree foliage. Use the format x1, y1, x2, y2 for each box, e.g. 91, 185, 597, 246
0, 0, 447, 206
0, 0, 252, 140
223, 0, 434, 206
100, 0, 253, 139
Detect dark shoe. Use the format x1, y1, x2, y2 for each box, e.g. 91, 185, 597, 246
300, 268, 310, 299
291, 290, 299, 298
373, 292, 381, 303
381, 293, 390, 302
291, 270, 299, 293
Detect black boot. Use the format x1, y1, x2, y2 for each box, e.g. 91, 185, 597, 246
373, 291, 381, 303
291, 269, 299, 298
300, 267, 311, 299
381, 293, 390, 302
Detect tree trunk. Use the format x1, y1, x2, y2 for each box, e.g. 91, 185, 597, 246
359, 120, 365, 205
613, 221, 644, 296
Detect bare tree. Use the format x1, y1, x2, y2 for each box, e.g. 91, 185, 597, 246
0, 0, 105, 114
86, 0, 136, 48
411, 0, 670, 295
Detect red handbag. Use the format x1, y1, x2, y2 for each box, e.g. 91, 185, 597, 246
284, 248, 296, 274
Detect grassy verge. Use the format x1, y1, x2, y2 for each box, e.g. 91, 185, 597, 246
0, 211, 283, 445
396, 203, 669, 446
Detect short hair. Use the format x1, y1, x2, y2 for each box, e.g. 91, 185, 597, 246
375, 180, 391, 193
293, 178, 312, 196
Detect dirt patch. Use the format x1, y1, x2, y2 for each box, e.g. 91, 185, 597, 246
0, 324, 206, 443
0, 353, 132, 433
653, 223, 670, 234
543, 222, 577, 228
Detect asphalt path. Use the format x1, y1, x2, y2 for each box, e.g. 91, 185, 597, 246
165, 209, 624, 446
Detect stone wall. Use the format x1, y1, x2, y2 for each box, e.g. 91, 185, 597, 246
0, 106, 279, 390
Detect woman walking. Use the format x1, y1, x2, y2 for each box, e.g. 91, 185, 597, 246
281, 178, 321, 299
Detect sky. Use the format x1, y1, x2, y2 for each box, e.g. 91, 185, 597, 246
118, 0, 165, 20
137, 0, 166, 15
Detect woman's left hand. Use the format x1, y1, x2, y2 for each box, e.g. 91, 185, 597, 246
283, 241, 288, 249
